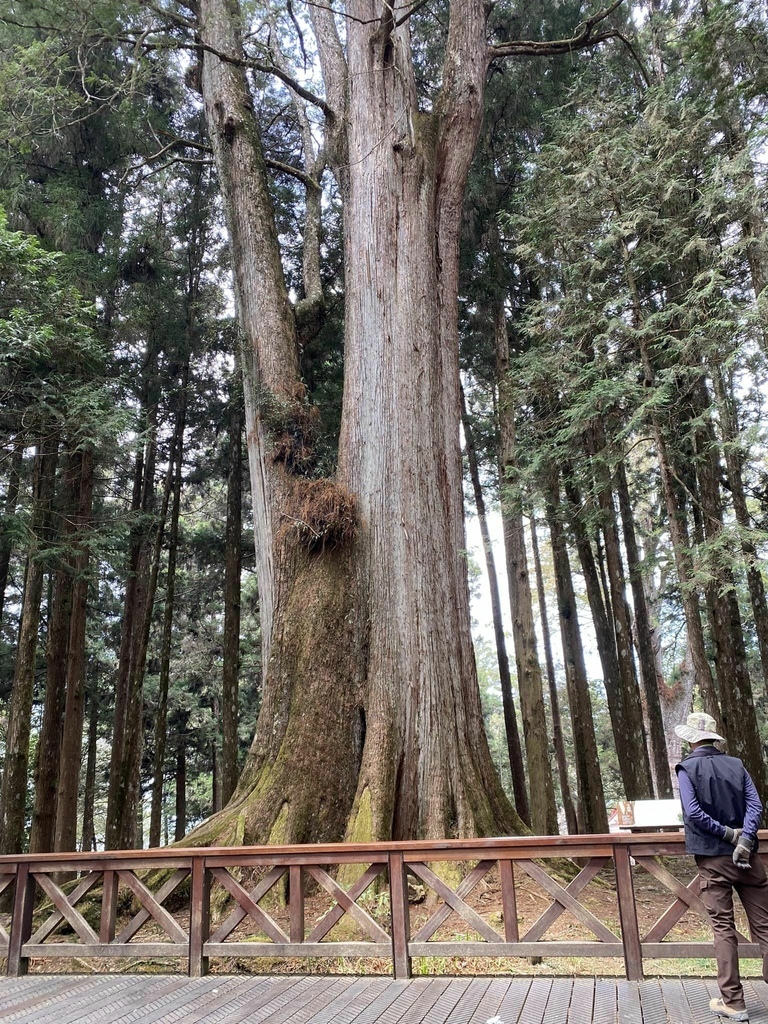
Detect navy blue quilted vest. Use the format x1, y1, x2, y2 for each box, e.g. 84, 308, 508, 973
676, 747, 747, 856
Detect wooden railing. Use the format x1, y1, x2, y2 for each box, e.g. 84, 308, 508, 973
1, 832, 765, 980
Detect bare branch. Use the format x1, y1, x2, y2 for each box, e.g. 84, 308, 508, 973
487, 0, 625, 62
265, 157, 321, 191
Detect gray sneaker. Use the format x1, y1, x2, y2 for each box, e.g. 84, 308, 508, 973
709, 997, 749, 1021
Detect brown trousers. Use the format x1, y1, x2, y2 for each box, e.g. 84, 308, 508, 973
697, 853, 768, 1010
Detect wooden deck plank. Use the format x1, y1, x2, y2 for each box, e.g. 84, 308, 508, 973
567, 978, 595, 1023
591, 978, 617, 1024
206, 976, 315, 1024
617, 980, 643, 1024
97, 977, 253, 1024
304, 977, 380, 1024
464, 977, 510, 1023
659, 978, 695, 1024
9, 975, 768, 1022
346, 979, 419, 1024
5, 976, 146, 1023
263, 976, 352, 1024
638, 979, 668, 1024
544, 978, 574, 1024
743, 981, 768, 1024
73, 975, 199, 1024
441, 977, 492, 1023
514, 977, 552, 1024
367, 978, 436, 1024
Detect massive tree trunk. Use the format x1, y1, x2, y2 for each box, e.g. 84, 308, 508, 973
193, 0, 524, 846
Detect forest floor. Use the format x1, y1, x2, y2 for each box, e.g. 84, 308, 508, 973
3, 855, 762, 978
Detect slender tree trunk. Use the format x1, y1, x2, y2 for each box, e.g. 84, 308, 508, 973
615, 462, 672, 796
175, 738, 186, 843
461, 386, 530, 823
81, 682, 99, 852
0, 438, 57, 854
105, 396, 158, 850
620, 237, 721, 729
492, 307, 557, 833
0, 443, 23, 625
221, 372, 243, 806
712, 367, 768, 689
530, 515, 577, 834
54, 448, 96, 852
690, 378, 766, 799
563, 472, 653, 800
544, 468, 608, 834
149, 365, 189, 848
29, 456, 79, 853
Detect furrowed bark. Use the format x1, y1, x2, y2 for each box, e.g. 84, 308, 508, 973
0, 443, 23, 625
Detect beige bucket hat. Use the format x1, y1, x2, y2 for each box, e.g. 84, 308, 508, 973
674, 712, 725, 745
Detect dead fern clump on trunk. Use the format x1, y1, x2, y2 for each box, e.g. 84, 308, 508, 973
281, 479, 358, 552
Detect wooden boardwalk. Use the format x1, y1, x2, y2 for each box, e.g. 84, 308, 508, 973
3, 975, 768, 1023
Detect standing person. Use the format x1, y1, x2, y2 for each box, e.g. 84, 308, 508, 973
676, 712, 768, 1022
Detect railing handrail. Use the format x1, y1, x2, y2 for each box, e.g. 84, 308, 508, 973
3, 830, 765, 982
6, 827, 759, 865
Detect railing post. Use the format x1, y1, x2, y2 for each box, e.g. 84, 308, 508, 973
100, 869, 119, 943
614, 843, 643, 980
388, 852, 411, 979
289, 865, 304, 943
188, 856, 210, 978
7, 862, 35, 977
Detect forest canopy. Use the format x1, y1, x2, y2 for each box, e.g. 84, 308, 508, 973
0, 0, 767, 853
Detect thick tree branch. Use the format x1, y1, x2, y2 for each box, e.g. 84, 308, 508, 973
265, 157, 321, 191
487, 0, 625, 62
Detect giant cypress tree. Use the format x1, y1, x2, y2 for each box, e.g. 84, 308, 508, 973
189, 0, 630, 845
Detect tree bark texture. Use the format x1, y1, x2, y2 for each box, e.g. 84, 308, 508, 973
615, 461, 672, 797
54, 447, 95, 852
461, 386, 530, 826
29, 455, 79, 854
222, 374, 243, 806
149, 379, 188, 849
0, 439, 57, 855
0, 443, 23, 626
81, 683, 99, 852
493, 311, 557, 834
194, 0, 523, 846
563, 472, 653, 801
105, 391, 158, 850
712, 367, 768, 690
689, 378, 767, 800
530, 514, 578, 834
544, 469, 608, 834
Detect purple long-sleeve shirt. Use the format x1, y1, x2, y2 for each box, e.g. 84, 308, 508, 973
677, 747, 762, 841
